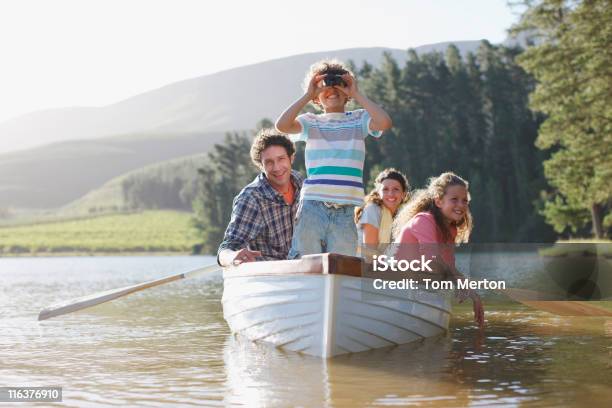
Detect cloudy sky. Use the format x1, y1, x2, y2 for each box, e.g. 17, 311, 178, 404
0, 0, 518, 124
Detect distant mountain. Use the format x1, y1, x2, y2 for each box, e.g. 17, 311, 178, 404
0, 42, 482, 155
0, 41, 484, 209
0, 131, 224, 209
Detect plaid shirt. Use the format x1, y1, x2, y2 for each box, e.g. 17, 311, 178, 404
217, 171, 303, 262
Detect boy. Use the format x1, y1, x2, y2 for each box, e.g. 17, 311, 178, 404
275, 59, 392, 258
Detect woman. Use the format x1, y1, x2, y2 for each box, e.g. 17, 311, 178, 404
355, 168, 410, 248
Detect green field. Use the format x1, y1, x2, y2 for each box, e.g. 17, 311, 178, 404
0, 211, 199, 255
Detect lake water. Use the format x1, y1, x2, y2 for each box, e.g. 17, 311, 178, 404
1, 255, 611, 407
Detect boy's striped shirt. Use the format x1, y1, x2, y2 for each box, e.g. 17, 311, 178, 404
292, 109, 382, 206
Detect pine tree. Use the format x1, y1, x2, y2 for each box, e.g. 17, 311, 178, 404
191, 132, 258, 254
511, 0, 612, 238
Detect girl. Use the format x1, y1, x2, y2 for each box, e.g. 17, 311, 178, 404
355, 168, 410, 247
393, 172, 484, 328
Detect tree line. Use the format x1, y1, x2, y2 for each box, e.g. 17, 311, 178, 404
119, 156, 205, 211
353, 41, 553, 242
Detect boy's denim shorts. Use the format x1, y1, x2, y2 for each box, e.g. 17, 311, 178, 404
288, 200, 357, 259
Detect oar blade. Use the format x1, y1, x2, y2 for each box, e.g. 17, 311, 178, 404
38, 286, 134, 321
38, 264, 220, 321
38, 274, 183, 321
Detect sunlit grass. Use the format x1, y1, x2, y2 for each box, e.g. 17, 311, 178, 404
0, 210, 199, 255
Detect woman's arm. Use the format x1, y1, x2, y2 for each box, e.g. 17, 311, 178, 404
362, 224, 380, 246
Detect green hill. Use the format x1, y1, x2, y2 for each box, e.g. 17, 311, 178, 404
0, 210, 199, 255
60, 152, 210, 216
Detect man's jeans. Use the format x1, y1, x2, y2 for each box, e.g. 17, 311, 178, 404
288, 200, 358, 259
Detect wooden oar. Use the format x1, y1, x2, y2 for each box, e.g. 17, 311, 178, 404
501, 288, 612, 317
38, 263, 221, 321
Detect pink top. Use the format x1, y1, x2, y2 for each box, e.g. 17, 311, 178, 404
396, 212, 457, 266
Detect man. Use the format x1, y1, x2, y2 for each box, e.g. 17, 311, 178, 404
217, 128, 303, 267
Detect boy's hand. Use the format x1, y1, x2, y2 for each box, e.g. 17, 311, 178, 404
306, 74, 326, 101
334, 73, 359, 99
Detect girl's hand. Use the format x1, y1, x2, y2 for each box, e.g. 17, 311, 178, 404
471, 292, 485, 329
306, 74, 326, 101
456, 287, 485, 328
334, 73, 359, 99
455, 287, 470, 303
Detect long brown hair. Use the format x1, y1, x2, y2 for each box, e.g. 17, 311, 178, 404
392, 172, 473, 243
355, 168, 410, 223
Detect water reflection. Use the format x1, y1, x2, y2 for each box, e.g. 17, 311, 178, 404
223, 307, 612, 407
225, 335, 457, 407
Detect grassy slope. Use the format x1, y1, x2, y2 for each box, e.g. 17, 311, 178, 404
0, 210, 199, 255
0, 152, 210, 227
59, 152, 208, 216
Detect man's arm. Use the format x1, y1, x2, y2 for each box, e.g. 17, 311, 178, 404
217, 195, 263, 267
218, 247, 262, 267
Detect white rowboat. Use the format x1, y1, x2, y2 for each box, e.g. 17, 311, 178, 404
222, 253, 452, 358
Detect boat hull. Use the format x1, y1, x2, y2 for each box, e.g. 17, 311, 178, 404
222, 272, 451, 358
